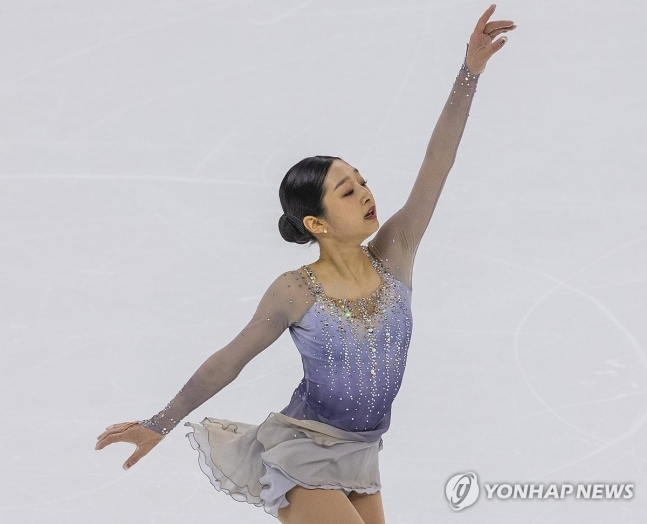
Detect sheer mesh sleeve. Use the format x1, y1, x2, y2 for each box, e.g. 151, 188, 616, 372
138, 270, 313, 435
368, 48, 481, 289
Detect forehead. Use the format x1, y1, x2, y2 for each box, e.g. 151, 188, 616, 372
326, 160, 359, 183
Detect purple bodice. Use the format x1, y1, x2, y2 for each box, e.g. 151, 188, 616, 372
280, 246, 413, 437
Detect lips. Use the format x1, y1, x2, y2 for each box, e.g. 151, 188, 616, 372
364, 206, 376, 218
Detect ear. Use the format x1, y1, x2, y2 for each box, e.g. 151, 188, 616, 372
303, 215, 325, 236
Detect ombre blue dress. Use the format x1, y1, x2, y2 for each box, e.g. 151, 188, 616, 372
185, 246, 413, 517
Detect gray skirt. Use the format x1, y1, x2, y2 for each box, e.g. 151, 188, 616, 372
184, 412, 383, 518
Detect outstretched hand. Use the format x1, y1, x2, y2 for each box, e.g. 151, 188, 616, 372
466, 4, 516, 75
95, 421, 164, 470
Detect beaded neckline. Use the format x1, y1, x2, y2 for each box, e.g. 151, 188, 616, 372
301, 246, 390, 319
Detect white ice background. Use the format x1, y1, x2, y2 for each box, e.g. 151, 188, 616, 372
1, 1, 646, 523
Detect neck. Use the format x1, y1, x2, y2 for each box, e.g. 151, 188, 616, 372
316, 243, 372, 281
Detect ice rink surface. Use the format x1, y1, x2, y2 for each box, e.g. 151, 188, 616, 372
1, 1, 645, 522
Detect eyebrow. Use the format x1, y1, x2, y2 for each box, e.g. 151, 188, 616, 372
334, 169, 360, 192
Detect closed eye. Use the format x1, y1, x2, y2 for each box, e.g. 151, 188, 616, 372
344, 180, 368, 197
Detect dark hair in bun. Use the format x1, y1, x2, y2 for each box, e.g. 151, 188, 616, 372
278, 155, 342, 245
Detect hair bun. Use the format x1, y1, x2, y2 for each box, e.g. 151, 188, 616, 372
283, 213, 304, 232
278, 213, 310, 245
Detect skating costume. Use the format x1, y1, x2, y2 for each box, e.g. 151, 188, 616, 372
139, 57, 480, 517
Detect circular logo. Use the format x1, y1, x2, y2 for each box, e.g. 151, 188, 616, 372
445, 472, 480, 511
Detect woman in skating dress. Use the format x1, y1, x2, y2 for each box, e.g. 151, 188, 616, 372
96, 5, 515, 523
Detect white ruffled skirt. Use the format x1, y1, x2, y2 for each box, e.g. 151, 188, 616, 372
184, 412, 383, 518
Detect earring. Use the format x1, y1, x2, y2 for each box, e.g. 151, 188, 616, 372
324, 229, 327, 233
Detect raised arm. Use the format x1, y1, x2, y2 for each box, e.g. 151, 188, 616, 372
95, 269, 311, 469
369, 5, 515, 288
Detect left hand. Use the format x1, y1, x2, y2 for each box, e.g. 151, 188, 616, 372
465, 4, 516, 75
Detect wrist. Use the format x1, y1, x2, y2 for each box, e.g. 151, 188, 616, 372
460, 60, 481, 83
138, 418, 169, 435
462, 42, 483, 78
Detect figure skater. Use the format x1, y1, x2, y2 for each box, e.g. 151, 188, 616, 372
96, 5, 516, 523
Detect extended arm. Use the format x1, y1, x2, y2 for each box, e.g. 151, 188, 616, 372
96, 270, 311, 471
138, 272, 302, 435
137, 328, 274, 435
368, 51, 480, 288
369, 5, 515, 288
